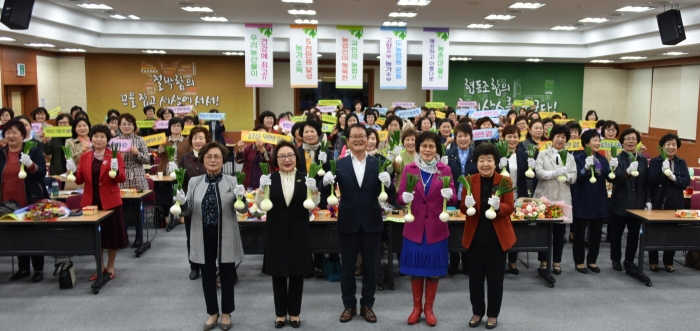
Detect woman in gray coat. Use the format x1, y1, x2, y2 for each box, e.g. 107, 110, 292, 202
176, 142, 247, 331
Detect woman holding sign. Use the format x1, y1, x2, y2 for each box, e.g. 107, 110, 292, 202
157, 117, 192, 175
65, 117, 92, 166
115, 114, 149, 193
43, 113, 72, 176
258, 110, 277, 134
205, 109, 226, 145
235, 125, 272, 189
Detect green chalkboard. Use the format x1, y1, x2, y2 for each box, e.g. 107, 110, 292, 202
433, 62, 584, 116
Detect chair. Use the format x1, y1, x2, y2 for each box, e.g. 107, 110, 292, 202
150, 166, 159, 175
142, 178, 158, 239
153, 157, 161, 166
693, 181, 700, 191
691, 194, 700, 210
65, 194, 83, 210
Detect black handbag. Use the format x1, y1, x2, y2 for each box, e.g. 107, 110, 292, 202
53, 261, 76, 289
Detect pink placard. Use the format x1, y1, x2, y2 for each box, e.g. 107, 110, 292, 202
31, 123, 43, 133
155, 120, 169, 129
279, 120, 294, 132
109, 138, 132, 152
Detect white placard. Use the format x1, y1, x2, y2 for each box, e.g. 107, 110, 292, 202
245, 24, 274, 88
336, 26, 364, 89
289, 25, 318, 88
380, 27, 407, 89
422, 28, 449, 90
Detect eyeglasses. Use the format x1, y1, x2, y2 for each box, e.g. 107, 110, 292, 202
171, 124, 182, 129
419, 144, 437, 150
204, 154, 223, 160
349, 135, 366, 140
120, 123, 134, 127
623, 137, 637, 142
277, 154, 296, 161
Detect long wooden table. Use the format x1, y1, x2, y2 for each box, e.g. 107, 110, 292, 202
0, 211, 114, 294
626, 209, 700, 287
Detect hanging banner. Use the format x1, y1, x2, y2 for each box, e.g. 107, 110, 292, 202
393, 102, 415, 108
290, 25, 318, 88
336, 26, 364, 89
43, 126, 72, 138
245, 24, 274, 88
316, 106, 336, 113
457, 101, 478, 108
241, 130, 292, 145
199, 113, 226, 121
422, 28, 449, 90
380, 27, 407, 89
396, 108, 422, 119
169, 105, 193, 114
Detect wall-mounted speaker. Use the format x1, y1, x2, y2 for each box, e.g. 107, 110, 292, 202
1, 0, 35, 30
657, 9, 686, 45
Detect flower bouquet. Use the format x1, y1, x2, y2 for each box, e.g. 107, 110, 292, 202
512, 198, 547, 221
23, 199, 70, 222
540, 196, 573, 222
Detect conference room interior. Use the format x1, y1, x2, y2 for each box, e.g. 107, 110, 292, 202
2, 1, 700, 330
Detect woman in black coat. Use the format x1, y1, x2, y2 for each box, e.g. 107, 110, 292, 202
257, 140, 319, 329
647, 134, 691, 272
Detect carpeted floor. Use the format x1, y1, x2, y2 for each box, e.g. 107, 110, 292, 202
1, 224, 698, 331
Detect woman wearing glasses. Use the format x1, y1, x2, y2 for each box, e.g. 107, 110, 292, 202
257, 140, 319, 328
175, 142, 246, 331
157, 117, 192, 176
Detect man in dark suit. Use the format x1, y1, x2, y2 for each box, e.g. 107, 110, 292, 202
323, 123, 395, 323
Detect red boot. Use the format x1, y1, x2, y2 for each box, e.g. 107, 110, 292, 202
407, 278, 424, 325
424, 279, 439, 326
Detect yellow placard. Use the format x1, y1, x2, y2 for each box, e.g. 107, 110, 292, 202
538, 139, 583, 151
554, 119, 574, 124
321, 114, 337, 124
580, 121, 596, 129
321, 123, 334, 133
600, 139, 622, 151
291, 116, 307, 122
513, 100, 524, 107
425, 102, 445, 109
538, 112, 560, 119
240, 130, 292, 145
524, 100, 535, 106
318, 100, 342, 106
375, 117, 386, 126
182, 125, 208, 135
48, 106, 61, 118
519, 130, 528, 142
378, 130, 389, 141
43, 126, 72, 138
143, 133, 167, 147
136, 120, 155, 129
435, 111, 446, 119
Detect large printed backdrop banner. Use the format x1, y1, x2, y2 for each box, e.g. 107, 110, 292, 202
433, 62, 584, 115
85, 54, 254, 131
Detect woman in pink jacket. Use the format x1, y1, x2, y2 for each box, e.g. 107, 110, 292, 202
397, 131, 457, 327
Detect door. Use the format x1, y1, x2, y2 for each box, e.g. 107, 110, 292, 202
4, 85, 38, 117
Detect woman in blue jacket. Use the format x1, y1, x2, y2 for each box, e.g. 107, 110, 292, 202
572, 130, 609, 274
647, 134, 690, 272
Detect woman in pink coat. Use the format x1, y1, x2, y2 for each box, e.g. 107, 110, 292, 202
397, 131, 457, 327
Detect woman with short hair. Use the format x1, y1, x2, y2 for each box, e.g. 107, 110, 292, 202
259, 110, 277, 133
65, 117, 92, 166
43, 114, 72, 176
115, 113, 149, 192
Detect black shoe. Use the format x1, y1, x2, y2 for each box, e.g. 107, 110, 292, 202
8, 270, 29, 281
665, 266, 674, 273
575, 266, 588, 274
31, 272, 43, 283
623, 261, 638, 271
552, 266, 562, 275
650, 265, 659, 272
508, 264, 519, 275
290, 320, 300, 328
587, 265, 601, 273
612, 261, 623, 271
313, 268, 325, 279
275, 320, 286, 328
469, 316, 482, 328
189, 269, 200, 280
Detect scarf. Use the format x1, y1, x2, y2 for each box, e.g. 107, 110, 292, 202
93, 150, 105, 161
415, 154, 438, 174
302, 142, 320, 152
202, 172, 223, 227
205, 172, 223, 184
193, 150, 199, 158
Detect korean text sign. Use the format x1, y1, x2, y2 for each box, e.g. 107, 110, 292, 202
422, 28, 449, 90
245, 24, 274, 88
289, 25, 318, 88
240, 130, 292, 145
336, 26, 364, 89
380, 27, 407, 89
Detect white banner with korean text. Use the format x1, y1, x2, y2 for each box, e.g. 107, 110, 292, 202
289, 25, 318, 88
336, 26, 364, 89
380, 27, 407, 89
422, 28, 449, 90
244, 24, 274, 88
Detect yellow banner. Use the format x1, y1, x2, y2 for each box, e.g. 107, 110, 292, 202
538, 139, 583, 151
378, 130, 389, 141
513, 100, 524, 107
519, 131, 527, 142
318, 100, 342, 106
240, 130, 292, 145
321, 123, 334, 133
143, 133, 167, 147
48, 106, 61, 118
554, 119, 574, 124
136, 120, 155, 129
538, 112, 560, 119
291, 116, 307, 122
435, 111, 446, 119
580, 120, 596, 129
321, 114, 337, 124
600, 139, 622, 151
425, 102, 445, 109
43, 126, 72, 138
375, 117, 386, 126
182, 125, 208, 135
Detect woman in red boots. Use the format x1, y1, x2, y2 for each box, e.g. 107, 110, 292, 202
396, 131, 457, 326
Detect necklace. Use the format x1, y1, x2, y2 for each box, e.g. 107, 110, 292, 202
421, 172, 433, 188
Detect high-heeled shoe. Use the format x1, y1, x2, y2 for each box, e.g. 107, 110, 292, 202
203, 314, 219, 331
289, 320, 301, 328
552, 263, 562, 275
274, 319, 286, 329
650, 265, 659, 272
665, 265, 674, 273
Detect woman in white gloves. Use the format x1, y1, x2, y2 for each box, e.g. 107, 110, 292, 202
533, 125, 577, 277
256, 140, 319, 328
608, 128, 651, 273
175, 142, 246, 331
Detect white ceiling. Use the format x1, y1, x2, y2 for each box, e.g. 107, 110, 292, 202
0, 0, 698, 63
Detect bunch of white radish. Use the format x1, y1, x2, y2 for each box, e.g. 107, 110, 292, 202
259, 163, 273, 211
457, 175, 476, 216
525, 144, 537, 178
326, 160, 339, 206
304, 163, 324, 210
608, 145, 618, 180
17, 141, 38, 179
556, 149, 569, 183
584, 146, 597, 184
485, 177, 517, 220
61, 146, 76, 181
438, 176, 452, 222
378, 160, 392, 201
403, 173, 420, 222
169, 168, 186, 215
234, 172, 247, 210
495, 141, 513, 177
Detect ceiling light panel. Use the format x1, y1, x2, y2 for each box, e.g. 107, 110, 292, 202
60, 48, 87, 52
398, 0, 431, 5
663, 52, 688, 55
201, 16, 228, 22
0, 37, 16, 41
383, 21, 407, 26
181, 6, 213, 12
525, 58, 543, 62
282, 0, 313, 3
509, 3, 545, 9
77, 4, 113, 10
223, 52, 244, 56
620, 56, 646, 60
485, 15, 515, 20
389, 12, 417, 17
143, 50, 167, 54
294, 19, 318, 24
468, 24, 493, 29
110, 14, 126, 19
579, 17, 609, 23
551, 26, 576, 30
128, 15, 140, 20
590, 60, 614, 63
616, 6, 654, 12
450, 57, 472, 61
25, 43, 55, 47
288, 9, 316, 15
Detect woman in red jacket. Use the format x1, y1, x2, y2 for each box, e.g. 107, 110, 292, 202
460, 142, 516, 330
69, 125, 127, 281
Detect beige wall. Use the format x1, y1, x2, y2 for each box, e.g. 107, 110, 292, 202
582, 67, 629, 122
36, 55, 87, 116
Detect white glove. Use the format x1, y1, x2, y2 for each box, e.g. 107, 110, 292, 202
110, 158, 118, 171
662, 159, 670, 171
393, 146, 403, 156
174, 189, 186, 204
440, 155, 449, 165
167, 161, 178, 174
305, 177, 318, 192
584, 156, 595, 170
488, 196, 500, 210
65, 159, 77, 173
259, 174, 271, 187
402, 191, 414, 204
610, 158, 619, 168
19, 153, 32, 167
322, 171, 336, 186
499, 157, 508, 169
554, 167, 568, 177
527, 158, 536, 169
464, 195, 476, 207
317, 152, 327, 164
234, 184, 246, 196
626, 161, 638, 175
645, 202, 652, 211
378, 171, 391, 187
440, 188, 453, 200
